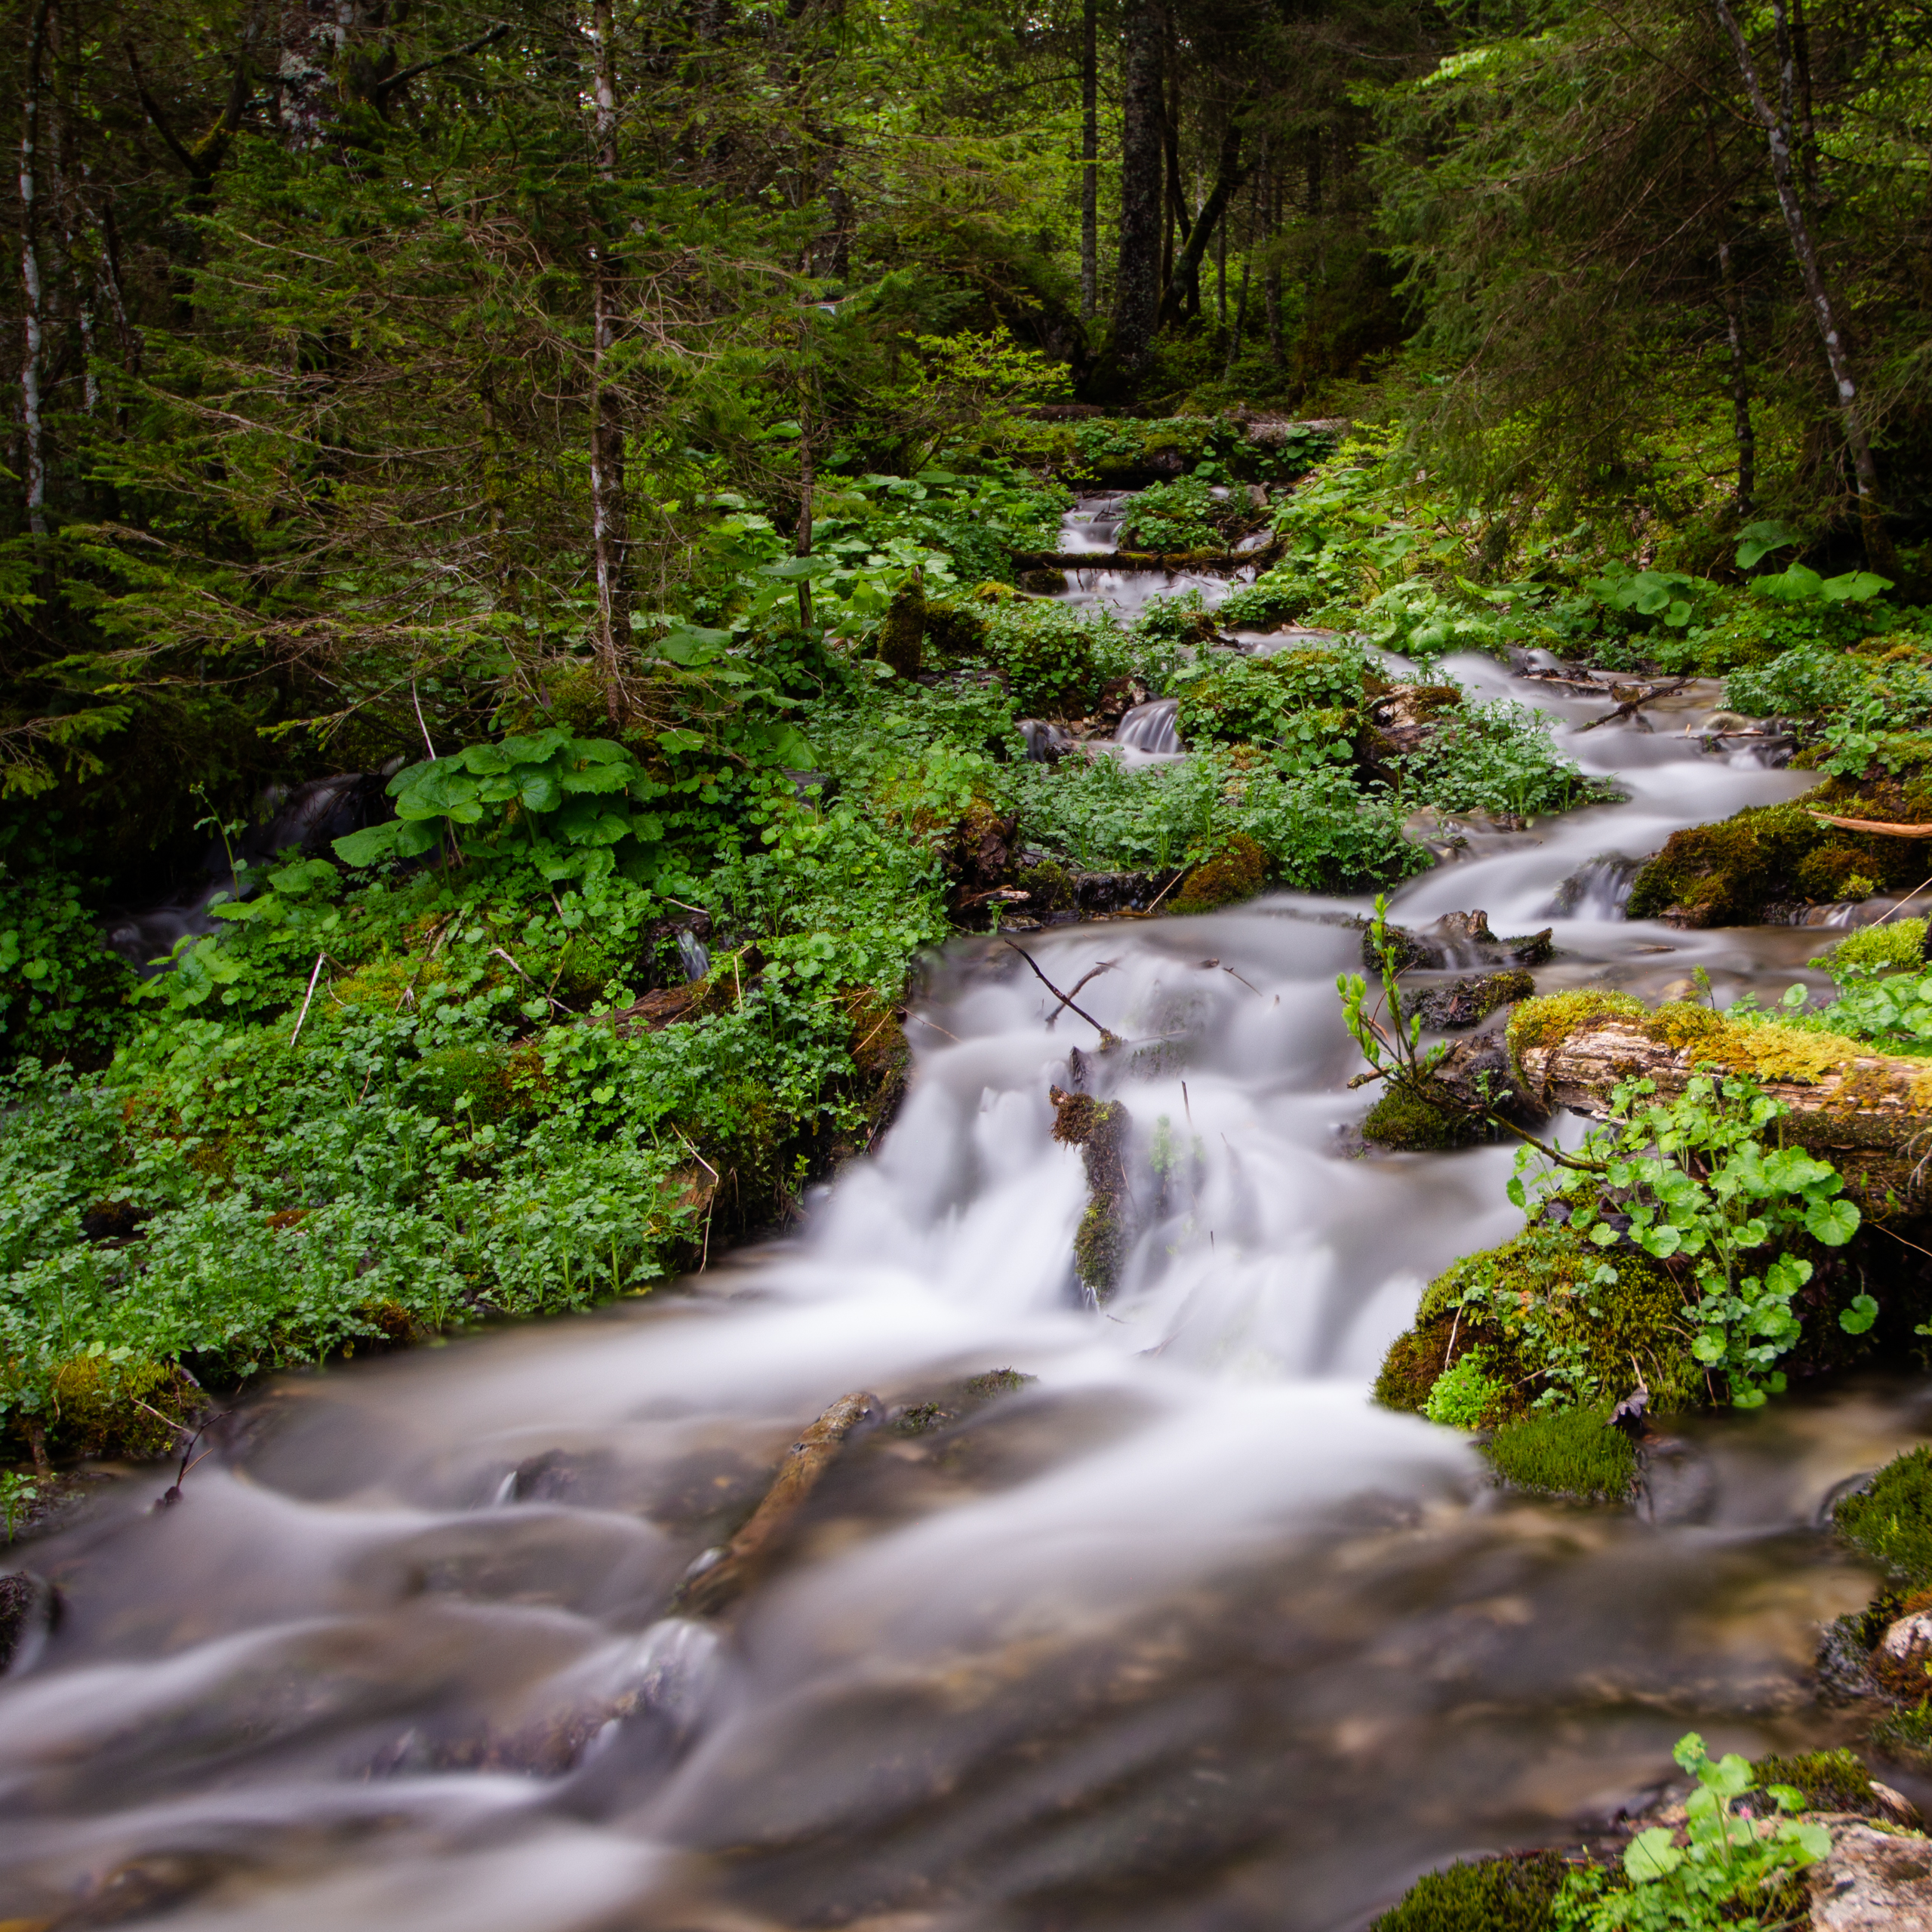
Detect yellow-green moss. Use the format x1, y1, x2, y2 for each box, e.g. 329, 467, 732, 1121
34, 1355, 202, 1462
1484, 1406, 1636, 1503
1168, 833, 1269, 915
1378, 1221, 1697, 1422
1826, 918, 1930, 975
1506, 989, 1647, 1073
1362, 1078, 1476, 1152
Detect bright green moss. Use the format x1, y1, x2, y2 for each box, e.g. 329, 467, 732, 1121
1370, 1853, 1569, 1932
1749, 1749, 1878, 1816
1362, 1079, 1472, 1152
1826, 918, 1930, 976
1484, 1406, 1636, 1503
1835, 1446, 1932, 1589
1169, 833, 1269, 915
1505, 989, 1648, 1076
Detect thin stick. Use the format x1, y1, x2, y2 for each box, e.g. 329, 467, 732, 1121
491, 946, 573, 1014
1145, 866, 1188, 914
289, 952, 327, 1044
1003, 940, 1115, 1041
1044, 959, 1117, 1029
1874, 874, 1932, 925
411, 678, 437, 760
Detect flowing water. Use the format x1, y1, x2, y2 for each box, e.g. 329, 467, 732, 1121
6, 508, 1931, 1932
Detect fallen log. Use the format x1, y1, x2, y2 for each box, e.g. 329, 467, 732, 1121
1011, 540, 1283, 574
1507, 992, 1932, 1210
672, 1390, 880, 1617
1807, 810, 1932, 838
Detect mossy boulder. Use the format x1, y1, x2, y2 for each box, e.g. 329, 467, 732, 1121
1369, 1851, 1569, 1932
25, 1355, 205, 1462
1749, 1748, 1881, 1817
1362, 1078, 1481, 1152
1626, 783, 1932, 926
1484, 1406, 1637, 1503
878, 571, 926, 678
1374, 1220, 1697, 1423
1169, 833, 1269, 915
924, 598, 990, 660
1407, 969, 1535, 1032
1837, 1447, 1932, 1589
1051, 1088, 1133, 1300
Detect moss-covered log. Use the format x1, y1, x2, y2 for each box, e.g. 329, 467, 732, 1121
1507, 992, 1932, 1211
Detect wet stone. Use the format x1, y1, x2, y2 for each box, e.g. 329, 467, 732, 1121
1406, 970, 1535, 1031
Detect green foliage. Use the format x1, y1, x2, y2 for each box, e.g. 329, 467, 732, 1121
1484, 1406, 1636, 1502
0, 1471, 36, 1542
1424, 1351, 1503, 1428
1580, 561, 1724, 634
0, 826, 139, 1072
1010, 749, 1420, 890
1174, 645, 1366, 767
1510, 1072, 1862, 1407
1116, 478, 1253, 552
1554, 1734, 1829, 1932
1835, 1447, 1932, 1589
987, 601, 1119, 717
1388, 700, 1599, 820
1724, 644, 1866, 719
1371, 1854, 1570, 1932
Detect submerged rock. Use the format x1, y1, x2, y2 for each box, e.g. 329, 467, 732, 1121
1370, 910, 1553, 971
1406, 969, 1535, 1031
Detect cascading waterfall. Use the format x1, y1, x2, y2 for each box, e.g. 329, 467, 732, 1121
2, 494, 1922, 1932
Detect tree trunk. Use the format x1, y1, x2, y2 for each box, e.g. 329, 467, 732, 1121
1109, 0, 1164, 378
1215, 207, 1226, 326
275, 0, 339, 147
1159, 118, 1242, 328
1713, 0, 1897, 578
1264, 149, 1284, 366
1223, 173, 1258, 382
586, 0, 631, 725
1080, 0, 1097, 318
1718, 238, 1755, 513
1516, 1013, 1932, 1209
18, 0, 53, 537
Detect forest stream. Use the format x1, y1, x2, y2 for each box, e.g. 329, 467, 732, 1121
3, 497, 1927, 1932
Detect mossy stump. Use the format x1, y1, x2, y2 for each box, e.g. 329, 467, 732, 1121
878, 570, 926, 678
1051, 1086, 1133, 1300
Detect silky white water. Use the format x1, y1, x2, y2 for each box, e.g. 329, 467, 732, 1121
2, 525, 1925, 1932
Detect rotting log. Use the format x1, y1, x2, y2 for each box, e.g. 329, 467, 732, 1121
672, 1390, 880, 1617
1509, 995, 1932, 1211
1011, 540, 1283, 574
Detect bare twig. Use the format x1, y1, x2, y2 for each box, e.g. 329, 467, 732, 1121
1003, 940, 1118, 1043
289, 952, 328, 1044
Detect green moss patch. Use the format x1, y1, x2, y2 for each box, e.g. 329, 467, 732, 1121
1169, 833, 1269, 914
1363, 1078, 1480, 1152
1749, 1747, 1879, 1816
1484, 1406, 1636, 1503
1836, 1447, 1932, 1589
1370, 1852, 1569, 1932
1377, 1220, 1697, 1423
1826, 919, 1930, 976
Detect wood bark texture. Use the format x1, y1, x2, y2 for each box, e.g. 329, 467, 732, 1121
1518, 1017, 1932, 1201
1110, 0, 1164, 376
675, 1391, 880, 1616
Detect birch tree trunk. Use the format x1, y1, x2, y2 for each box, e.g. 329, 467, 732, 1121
18, 0, 54, 537
1080, 0, 1097, 319
1712, 0, 1897, 578
586, 0, 631, 726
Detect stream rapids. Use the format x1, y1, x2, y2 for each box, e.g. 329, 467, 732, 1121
4, 506, 1930, 1932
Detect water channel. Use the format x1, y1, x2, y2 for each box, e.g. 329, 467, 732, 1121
3, 496, 1927, 1932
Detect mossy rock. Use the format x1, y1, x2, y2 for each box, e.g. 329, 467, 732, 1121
1169, 833, 1269, 915
1363, 1078, 1481, 1152
1015, 567, 1070, 595
924, 598, 990, 660
1626, 786, 1932, 926
878, 574, 925, 678
1836, 1447, 1932, 1589
1484, 1406, 1636, 1503
1376, 1221, 1697, 1423
32, 1355, 203, 1462
1369, 1851, 1569, 1932
1013, 859, 1075, 913
1824, 918, 1930, 976
1407, 970, 1535, 1032
1749, 1748, 1881, 1817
